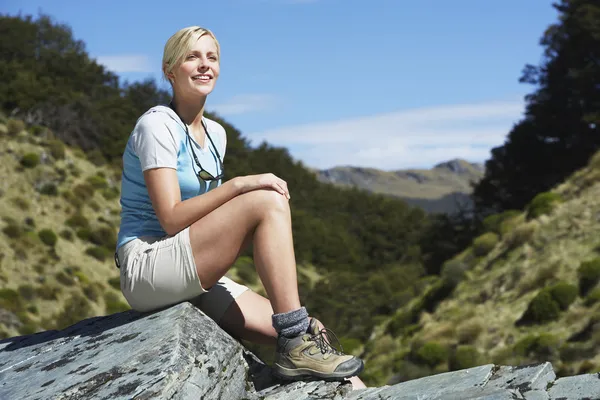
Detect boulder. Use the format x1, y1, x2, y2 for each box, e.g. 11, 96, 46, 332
0, 302, 598, 399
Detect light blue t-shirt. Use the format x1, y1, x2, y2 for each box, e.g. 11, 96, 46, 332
116, 105, 226, 250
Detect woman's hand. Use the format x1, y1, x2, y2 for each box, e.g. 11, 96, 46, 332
234, 173, 290, 199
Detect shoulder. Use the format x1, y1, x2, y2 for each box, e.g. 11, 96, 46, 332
203, 116, 227, 153
130, 106, 182, 151
204, 117, 227, 140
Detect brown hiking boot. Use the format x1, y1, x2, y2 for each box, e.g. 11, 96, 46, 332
272, 318, 364, 381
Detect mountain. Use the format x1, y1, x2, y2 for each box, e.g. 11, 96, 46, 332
316, 159, 485, 214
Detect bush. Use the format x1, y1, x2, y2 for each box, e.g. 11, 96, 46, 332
47, 139, 65, 159
440, 259, 468, 287
578, 258, 600, 296
38, 229, 58, 247
483, 210, 521, 236
0, 288, 21, 312
2, 223, 22, 238
20, 152, 40, 168
53, 293, 92, 330
66, 213, 89, 229
513, 333, 559, 359
472, 232, 499, 257
104, 291, 130, 314
72, 183, 95, 200
85, 246, 111, 261
86, 175, 108, 189
11, 196, 30, 211
55, 271, 75, 286
101, 187, 120, 200
89, 226, 117, 249
414, 342, 449, 367
456, 320, 483, 344
584, 288, 600, 306
547, 282, 578, 310
526, 192, 563, 220
506, 221, 538, 249
18, 284, 36, 301
516, 289, 561, 326
59, 229, 74, 241
108, 276, 120, 290
449, 345, 481, 371
39, 183, 58, 196
7, 119, 25, 135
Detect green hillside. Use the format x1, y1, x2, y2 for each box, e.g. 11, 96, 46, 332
359, 152, 600, 385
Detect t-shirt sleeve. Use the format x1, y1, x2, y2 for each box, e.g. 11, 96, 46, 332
131, 113, 179, 171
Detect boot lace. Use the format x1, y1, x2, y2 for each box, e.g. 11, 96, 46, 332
309, 328, 345, 356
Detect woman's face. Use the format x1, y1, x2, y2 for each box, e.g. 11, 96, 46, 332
171, 34, 220, 99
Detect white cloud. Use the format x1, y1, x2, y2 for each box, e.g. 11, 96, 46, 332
247, 100, 525, 170
96, 55, 154, 73
210, 94, 279, 116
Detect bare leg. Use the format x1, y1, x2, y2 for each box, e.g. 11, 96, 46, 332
219, 290, 367, 389
188, 189, 300, 314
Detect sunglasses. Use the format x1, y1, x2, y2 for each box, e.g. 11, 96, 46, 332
169, 102, 225, 182
186, 130, 225, 182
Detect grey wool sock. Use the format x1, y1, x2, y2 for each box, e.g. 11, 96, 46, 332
272, 306, 310, 338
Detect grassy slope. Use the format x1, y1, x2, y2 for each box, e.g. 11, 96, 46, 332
360, 151, 600, 385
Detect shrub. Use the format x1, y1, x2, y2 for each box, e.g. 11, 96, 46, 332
2, 223, 22, 238
86, 246, 111, 261
39, 183, 58, 196
83, 283, 102, 302
20, 152, 40, 168
59, 229, 74, 241
414, 342, 449, 367
516, 289, 561, 325
35, 284, 61, 300
38, 229, 58, 247
526, 192, 563, 220
0, 288, 21, 312
53, 293, 92, 330
483, 210, 521, 236
101, 187, 120, 200
47, 139, 65, 159
88, 149, 107, 166
108, 276, 121, 290
456, 320, 483, 344
506, 221, 538, 249
584, 288, 600, 306
18, 284, 36, 301
66, 213, 90, 229
578, 258, 600, 296
440, 259, 468, 287
55, 271, 75, 286
11, 196, 30, 210
86, 175, 108, 189
76, 228, 91, 241
72, 183, 95, 200
472, 232, 499, 257
449, 345, 480, 371
7, 119, 25, 135
513, 333, 559, 359
547, 282, 578, 310
104, 291, 130, 314
89, 226, 117, 249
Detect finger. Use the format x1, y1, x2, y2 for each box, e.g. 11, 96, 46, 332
275, 183, 289, 199
280, 181, 290, 199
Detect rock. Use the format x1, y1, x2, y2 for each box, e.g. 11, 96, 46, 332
0, 302, 598, 399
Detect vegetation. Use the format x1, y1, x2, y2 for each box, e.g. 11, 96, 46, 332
0, 0, 599, 388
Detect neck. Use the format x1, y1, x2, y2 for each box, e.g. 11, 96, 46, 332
171, 94, 207, 131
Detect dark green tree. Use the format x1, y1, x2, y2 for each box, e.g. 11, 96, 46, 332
473, 0, 600, 214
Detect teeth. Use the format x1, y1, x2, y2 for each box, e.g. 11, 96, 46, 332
194, 75, 210, 80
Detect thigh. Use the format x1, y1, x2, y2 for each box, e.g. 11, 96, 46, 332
188, 189, 289, 289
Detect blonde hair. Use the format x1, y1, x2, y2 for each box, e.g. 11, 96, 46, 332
162, 26, 220, 83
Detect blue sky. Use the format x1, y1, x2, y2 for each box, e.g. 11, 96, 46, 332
5, 0, 558, 171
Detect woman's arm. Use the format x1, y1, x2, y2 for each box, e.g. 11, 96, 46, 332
144, 168, 242, 236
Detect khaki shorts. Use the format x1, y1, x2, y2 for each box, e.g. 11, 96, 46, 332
116, 226, 249, 322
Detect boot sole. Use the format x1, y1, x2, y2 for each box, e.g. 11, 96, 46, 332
271, 361, 364, 382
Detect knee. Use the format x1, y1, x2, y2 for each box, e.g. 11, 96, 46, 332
244, 189, 290, 215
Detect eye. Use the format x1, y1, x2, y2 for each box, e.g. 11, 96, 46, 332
186, 54, 196, 60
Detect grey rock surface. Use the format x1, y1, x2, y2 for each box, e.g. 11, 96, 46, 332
1, 302, 599, 400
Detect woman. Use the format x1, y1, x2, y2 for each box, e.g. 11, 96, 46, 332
115, 26, 366, 387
